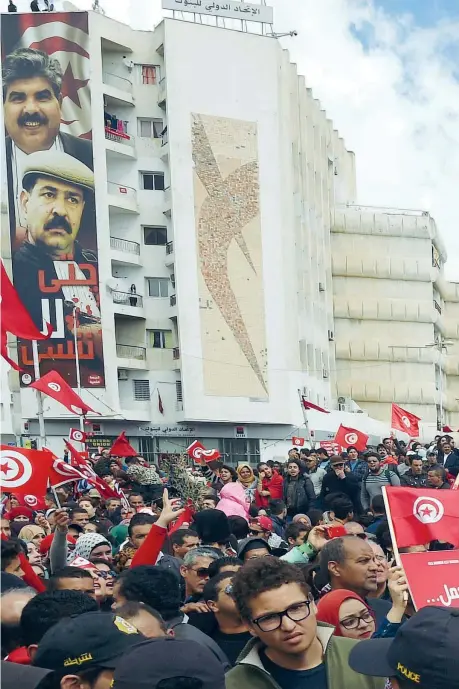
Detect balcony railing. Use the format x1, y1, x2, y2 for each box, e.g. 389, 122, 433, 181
170, 294, 177, 307
166, 241, 174, 255
107, 181, 137, 203
113, 291, 143, 307
434, 300, 442, 315
105, 127, 135, 147
110, 237, 140, 255
173, 347, 180, 360
116, 344, 146, 360
103, 71, 133, 93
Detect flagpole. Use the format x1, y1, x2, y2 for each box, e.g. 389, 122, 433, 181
32, 340, 47, 449
297, 389, 312, 447
70, 305, 85, 436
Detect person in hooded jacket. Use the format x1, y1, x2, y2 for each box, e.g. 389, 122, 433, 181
216, 483, 249, 521
283, 459, 315, 519
236, 464, 258, 502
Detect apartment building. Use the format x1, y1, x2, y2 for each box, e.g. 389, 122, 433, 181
1, 7, 356, 461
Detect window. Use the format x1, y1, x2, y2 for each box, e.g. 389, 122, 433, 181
176, 380, 183, 402
147, 329, 173, 349
141, 172, 165, 191
146, 277, 169, 298
138, 118, 163, 138
143, 226, 167, 246
133, 379, 150, 401
141, 65, 158, 85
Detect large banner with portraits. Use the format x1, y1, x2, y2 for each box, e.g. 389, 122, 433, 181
1, 11, 105, 388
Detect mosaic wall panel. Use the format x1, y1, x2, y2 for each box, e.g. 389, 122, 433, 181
191, 113, 268, 398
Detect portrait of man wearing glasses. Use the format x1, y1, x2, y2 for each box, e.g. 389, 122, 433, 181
226, 557, 384, 689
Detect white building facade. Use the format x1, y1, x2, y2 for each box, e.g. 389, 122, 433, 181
1, 9, 354, 461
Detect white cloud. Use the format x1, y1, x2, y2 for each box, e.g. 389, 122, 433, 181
33, 0, 459, 279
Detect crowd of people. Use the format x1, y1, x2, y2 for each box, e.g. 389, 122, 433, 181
1, 433, 458, 689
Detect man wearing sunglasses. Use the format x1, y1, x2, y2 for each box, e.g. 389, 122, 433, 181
180, 547, 221, 604
226, 558, 384, 689
319, 455, 362, 515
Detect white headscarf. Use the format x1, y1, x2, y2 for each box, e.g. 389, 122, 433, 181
71, 533, 111, 561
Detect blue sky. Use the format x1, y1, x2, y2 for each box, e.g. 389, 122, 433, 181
377, 0, 459, 26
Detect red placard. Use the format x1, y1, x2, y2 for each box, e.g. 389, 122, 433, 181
319, 441, 340, 455
400, 550, 459, 610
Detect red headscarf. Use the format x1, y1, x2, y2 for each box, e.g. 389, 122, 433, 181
316, 589, 374, 636
3, 506, 34, 521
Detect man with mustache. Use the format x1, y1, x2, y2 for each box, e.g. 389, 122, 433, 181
2, 47, 93, 228
13, 150, 101, 351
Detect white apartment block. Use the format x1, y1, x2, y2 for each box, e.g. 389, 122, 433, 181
1, 6, 457, 459
1, 8, 355, 462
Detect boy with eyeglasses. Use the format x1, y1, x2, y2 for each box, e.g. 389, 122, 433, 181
226, 558, 384, 689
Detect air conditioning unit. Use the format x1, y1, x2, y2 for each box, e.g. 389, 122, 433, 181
338, 396, 346, 412
170, 274, 176, 288
118, 369, 128, 381
328, 330, 334, 342
318, 282, 325, 292
322, 368, 329, 379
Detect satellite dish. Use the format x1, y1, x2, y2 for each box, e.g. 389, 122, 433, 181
106, 278, 118, 292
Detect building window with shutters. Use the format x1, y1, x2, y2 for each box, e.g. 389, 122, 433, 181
141, 172, 165, 191
147, 330, 173, 349
141, 65, 158, 85
133, 380, 150, 401
138, 118, 163, 138
143, 226, 167, 246
176, 380, 183, 402
146, 277, 169, 298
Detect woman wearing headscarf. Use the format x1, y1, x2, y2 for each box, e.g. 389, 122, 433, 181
70, 532, 113, 564
236, 463, 258, 502
18, 525, 46, 546
317, 565, 408, 639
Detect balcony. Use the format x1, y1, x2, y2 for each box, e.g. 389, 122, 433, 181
160, 129, 169, 162
116, 343, 147, 370
103, 71, 134, 106
110, 236, 141, 266
105, 127, 136, 158
116, 344, 146, 360
163, 186, 171, 217
107, 181, 138, 214
158, 77, 166, 108
112, 290, 145, 318
165, 240, 174, 266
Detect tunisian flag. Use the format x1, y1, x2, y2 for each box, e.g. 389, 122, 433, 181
64, 441, 121, 500
0, 261, 53, 370
302, 397, 330, 413
30, 371, 96, 416
334, 425, 369, 452
391, 404, 420, 437
0, 446, 54, 496
383, 486, 459, 548
109, 432, 137, 457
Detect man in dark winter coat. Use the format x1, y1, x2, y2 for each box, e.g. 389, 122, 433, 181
283, 460, 315, 518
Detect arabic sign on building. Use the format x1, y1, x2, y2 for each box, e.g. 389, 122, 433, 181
1, 12, 105, 388
162, 0, 274, 24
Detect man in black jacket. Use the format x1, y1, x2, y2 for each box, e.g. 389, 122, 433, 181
400, 456, 428, 488
282, 459, 315, 518
320, 455, 362, 514
438, 440, 459, 477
